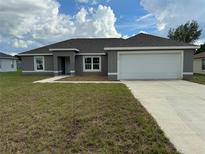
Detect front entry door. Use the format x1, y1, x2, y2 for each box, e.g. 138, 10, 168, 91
61, 57, 66, 75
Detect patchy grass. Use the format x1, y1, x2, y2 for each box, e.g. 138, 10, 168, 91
0, 72, 178, 153
59, 75, 108, 81
187, 74, 205, 85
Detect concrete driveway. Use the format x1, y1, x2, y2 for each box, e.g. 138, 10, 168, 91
123, 80, 205, 154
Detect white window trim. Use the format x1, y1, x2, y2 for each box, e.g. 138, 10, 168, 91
83, 56, 101, 72
34, 56, 45, 71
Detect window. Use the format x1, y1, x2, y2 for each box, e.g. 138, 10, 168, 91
34, 56, 44, 71
83, 56, 101, 72
202, 59, 205, 70
11, 60, 14, 68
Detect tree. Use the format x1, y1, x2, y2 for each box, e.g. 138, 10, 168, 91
168, 20, 202, 43
196, 43, 205, 54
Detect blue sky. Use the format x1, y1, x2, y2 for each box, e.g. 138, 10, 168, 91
59, 0, 152, 36
0, 0, 204, 54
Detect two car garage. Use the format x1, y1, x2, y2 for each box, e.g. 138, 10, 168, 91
117, 51, 183, 80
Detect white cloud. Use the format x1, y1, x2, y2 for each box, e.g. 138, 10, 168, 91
76, 0, 98, 5
9, 52, 18, 56
136, 13, 153, 22
122, 35, 129, 39
140, 0, 205, 40
139, 30, 149, 34
13, 39, 33, 48
117, 13, 156, 35
194, 39, 205, 46
0, 0, 120, 50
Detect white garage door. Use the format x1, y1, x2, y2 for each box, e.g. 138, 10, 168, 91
118, 52, 182, 80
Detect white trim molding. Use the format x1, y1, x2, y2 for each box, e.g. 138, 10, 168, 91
108, 72, 118, 75
104, 46, 199, 51
54, 70, 62, 73
18, 53, 53, 56
77, 53, 106, 56
18, 52, 106, 56
70, 70, 75, 73
23, 70, 54, 73
49, 48, 79, 52
183, 72, 193, 75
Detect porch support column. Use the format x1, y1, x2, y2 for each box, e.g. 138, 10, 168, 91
70, 54, 75, 76
53, 55, 58, 76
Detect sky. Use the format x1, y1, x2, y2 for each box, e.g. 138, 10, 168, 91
0, 0, 205, 55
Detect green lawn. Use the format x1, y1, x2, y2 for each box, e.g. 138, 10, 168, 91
188, 74, 205, 85
0, 72, 178, 153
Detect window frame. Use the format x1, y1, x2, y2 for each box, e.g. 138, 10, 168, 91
34, 56, 45, 71
202, 58, 205, 71
83, 56, 101, 72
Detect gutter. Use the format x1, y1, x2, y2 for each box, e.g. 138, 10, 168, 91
104, 46, 200, 51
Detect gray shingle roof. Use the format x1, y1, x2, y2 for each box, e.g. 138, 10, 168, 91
19, 33, 197, 55
194, 52, 205, 59
123, 33, 194, 47
0, 52, 13, 59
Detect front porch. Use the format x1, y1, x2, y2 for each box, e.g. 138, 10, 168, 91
53, 50, 76, 76
55, 56, 72, 75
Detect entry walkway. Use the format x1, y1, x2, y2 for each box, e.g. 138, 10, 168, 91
33, 76, 121, 83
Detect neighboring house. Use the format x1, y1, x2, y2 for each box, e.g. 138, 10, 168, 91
18, 33, 199, 80
0, 52, 17, 72
193, 52, 205, 74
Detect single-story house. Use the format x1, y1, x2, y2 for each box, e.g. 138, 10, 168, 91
18, 33, 199, 80
0, 52, 17, 72
193, 52, 205, 74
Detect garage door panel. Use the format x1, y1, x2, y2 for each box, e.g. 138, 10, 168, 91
118, 52, 182, 80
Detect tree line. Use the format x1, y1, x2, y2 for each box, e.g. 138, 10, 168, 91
167, 20, 204, 54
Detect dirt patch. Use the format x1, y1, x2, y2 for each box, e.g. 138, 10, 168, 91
59, 75, 109, 81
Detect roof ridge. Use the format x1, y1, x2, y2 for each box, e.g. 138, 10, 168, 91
69, 37, 124, 40
0, 52, 14, 58
20, 37, 124, 54
0, 52, 12, 56
128, 33, 196, 46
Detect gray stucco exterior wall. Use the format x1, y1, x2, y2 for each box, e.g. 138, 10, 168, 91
0, 59, 17, 72
21, 56, 53, 72
75, 55, 108, 75
21, 54, 108, 76
107, 51, 117, 80
183, 49, 194, 72
45, 56, 54, 71
21, 56, 34, 71
107, 49, 195, 80
21, 49, 194, 80
183, 49, 194, 80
